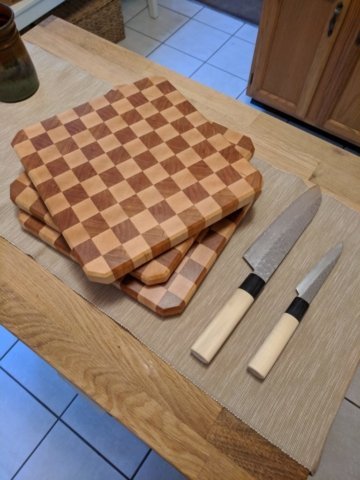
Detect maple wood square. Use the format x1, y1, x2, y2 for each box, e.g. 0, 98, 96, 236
143, 163, 168, 184
109, 181, 135, 203
81, 175, 107, 196
65, 222, 91, 245
92, 229, 120, 253
101, 204, 127, 227
123, 138, 147, 158
166, 191, 193, 214
72, 198, 99, 222
130, 209, 158, 234
47, 126, 71, 144
117, 159, 142, 179
156, 124, 178, 142
172, 169, 197, 190
137, 186, 163, 208
44, 191, 69, 216
112, 219, 139, 243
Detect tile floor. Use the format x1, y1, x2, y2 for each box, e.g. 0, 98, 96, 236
1, 1, 359, 479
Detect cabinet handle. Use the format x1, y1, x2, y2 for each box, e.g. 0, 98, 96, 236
327, 2, 343, 37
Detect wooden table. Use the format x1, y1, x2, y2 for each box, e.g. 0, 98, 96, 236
1, 18, 360, 480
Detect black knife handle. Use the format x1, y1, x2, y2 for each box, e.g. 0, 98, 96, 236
285, 297, 309, 322
239, 273, 265, 299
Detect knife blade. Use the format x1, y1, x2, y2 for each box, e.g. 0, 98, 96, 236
248, 243, 343, 379
191, 186, 322, 364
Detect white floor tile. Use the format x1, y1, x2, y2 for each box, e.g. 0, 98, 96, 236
148, 44, 202, 76
127, 6, 188, 41
0, 325, 16, 357
1, 342, 77, 415
166, 19, 229, 61
159, 0, 203, 17
0, 370, 55, 479
193, 6, 243, 34
208, 36, 255, 80
123, 0, 147, 22
62, 394, 149, 478
15, 422, 125, 480
191, 63, 247, 98
119, 27, 160, 56
312, 401, 360, 480
134, 450, 186, 480
235, 23, 259, 44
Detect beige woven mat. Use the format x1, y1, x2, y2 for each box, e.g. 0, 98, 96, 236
1, 44, 359, 472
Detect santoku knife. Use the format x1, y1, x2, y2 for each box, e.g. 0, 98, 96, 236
191, 186, 322, 364
248, 242, 343, 379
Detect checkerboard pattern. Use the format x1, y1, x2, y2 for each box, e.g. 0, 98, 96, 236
17, 202, 252, 316
12, 76, 261, 284
119, 205, 252, 316
12, 119, 256, 285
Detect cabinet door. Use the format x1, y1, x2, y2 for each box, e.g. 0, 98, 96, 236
308, 2, 360, 145
248, 0, 351, 119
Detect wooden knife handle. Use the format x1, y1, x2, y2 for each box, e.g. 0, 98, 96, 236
248, 297, 309, 379
191, 288, 254, 364
191, 274, 265, 364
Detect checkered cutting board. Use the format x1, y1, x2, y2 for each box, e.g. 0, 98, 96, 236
18, 203, 251, 316
12, 76, 261, 284
11, 121, 256, 285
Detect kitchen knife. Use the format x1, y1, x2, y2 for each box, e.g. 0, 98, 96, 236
191, 186, 322, 364
248, 242, 343, 379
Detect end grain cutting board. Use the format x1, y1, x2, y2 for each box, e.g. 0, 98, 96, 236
12, 77, 261, 283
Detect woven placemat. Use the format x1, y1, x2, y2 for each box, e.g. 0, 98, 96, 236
1, 44, 359, 473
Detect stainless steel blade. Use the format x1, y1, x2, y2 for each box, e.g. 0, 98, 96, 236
296, 243, 343, 303
244, 186, 321, 282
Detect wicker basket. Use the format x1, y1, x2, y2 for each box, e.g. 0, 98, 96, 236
53, 0, 125, 43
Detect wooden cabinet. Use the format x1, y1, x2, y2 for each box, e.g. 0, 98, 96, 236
247, 0, 360, 146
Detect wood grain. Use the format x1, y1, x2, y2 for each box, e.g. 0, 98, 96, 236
1, 16, 359, 479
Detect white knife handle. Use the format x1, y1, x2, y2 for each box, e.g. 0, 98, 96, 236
191, 273, 265, 364
248, 297, 309, 379
191, 289, 254, 364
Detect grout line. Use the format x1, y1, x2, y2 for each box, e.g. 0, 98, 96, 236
11, 419, 59, 479
130, 448, 152, 479
157, 1, 204, 18
59, 418, 132, 480
0, 338, 19, 361
184, 16, 244, 35
0, 366, 75, 418
124, 5, 148, 24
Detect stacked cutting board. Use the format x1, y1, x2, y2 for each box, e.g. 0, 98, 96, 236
10, 76, 262, 316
